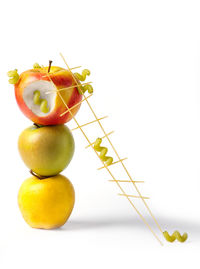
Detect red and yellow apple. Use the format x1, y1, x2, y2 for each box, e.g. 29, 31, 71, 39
18, 124, 75, 176
14, 65, 82, 125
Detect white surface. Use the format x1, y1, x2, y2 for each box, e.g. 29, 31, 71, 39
23, 80, 56, 117
0, 0, 200, 268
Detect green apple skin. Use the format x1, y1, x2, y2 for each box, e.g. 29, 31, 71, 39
18, 124, 75, 176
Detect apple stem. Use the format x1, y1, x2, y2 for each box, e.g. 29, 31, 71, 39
33, 123, 40, 128
30, 170, 48, 180
48, 60, 53, 73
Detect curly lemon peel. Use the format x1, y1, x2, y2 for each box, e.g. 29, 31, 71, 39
7, 69, 19, 84
163, 231, 188, 243
33, 90, 50, 113
94, 138, 113, 166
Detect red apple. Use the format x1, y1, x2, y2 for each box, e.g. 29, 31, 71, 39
14, 65, 82, 125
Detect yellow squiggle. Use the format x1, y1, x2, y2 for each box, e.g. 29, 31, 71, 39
33, 90, 49, 113
33, 63, 41, 69
74, 69, 93, 94
94, 138, 113, 166
77, 84, 94, 95
7, 69, 19, 84
163, 231, 188, 243
74, 69, 90, 81
82, 84, 93, 94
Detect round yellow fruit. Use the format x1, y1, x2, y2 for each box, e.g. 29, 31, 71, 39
18, 174, 75, 229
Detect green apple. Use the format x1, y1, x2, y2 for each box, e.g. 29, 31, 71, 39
18, 124, 75, 176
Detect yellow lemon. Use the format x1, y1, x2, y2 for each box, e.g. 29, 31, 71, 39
18, 174, 75, 229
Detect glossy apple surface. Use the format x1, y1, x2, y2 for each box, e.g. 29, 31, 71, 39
18, 124, 75, 176
15, 66, 82, 125
18, 174, 75, 229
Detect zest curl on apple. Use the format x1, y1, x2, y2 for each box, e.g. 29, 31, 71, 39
7, 62, 93, 125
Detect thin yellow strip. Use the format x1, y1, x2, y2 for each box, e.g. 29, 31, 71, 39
85, 131, 114, 148
60, 94, 93, 117
42, 65, 82, 78
61, 54, 164, 236
98, 158, 128, 170
59, 53, 163, 245
70, 65, 82, 70
71, 116, 108, 131
45, 81, 93, 94
109, 180, 144, 183
118, 193, 149, 199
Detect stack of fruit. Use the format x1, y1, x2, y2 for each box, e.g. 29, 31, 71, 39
8, 62, 84, 229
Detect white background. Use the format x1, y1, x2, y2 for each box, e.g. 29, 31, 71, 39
0, 0, 200, 268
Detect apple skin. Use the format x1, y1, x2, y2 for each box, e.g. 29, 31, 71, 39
18, 174, 75, 229
18, 124, 75, 176
15, 66, 82, 125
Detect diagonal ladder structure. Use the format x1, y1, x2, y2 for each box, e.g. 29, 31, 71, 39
45, 53, 164, 245
44, 53, 187, 245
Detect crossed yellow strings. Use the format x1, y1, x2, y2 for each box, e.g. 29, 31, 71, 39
54, 55, 163, 244
59, 57, 188, 244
